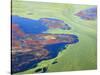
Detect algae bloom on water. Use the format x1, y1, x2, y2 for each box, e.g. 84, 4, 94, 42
11, 15, 79, 73
75, 7, 97, 20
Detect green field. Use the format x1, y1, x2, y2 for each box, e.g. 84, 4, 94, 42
12, 0, 97, 74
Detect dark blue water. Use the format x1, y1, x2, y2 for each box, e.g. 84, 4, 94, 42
11, 15, 79, 73
44, 43, 67, 59
12, 15, 48, 34
12, 43, 68, 73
